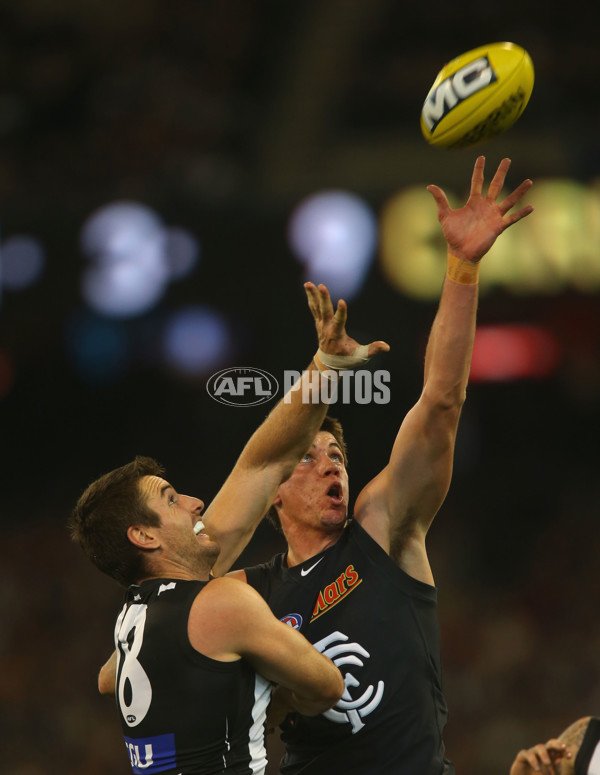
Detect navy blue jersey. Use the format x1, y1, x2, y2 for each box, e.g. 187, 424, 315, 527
245, 521, 453, 775
113, 578, 270, 775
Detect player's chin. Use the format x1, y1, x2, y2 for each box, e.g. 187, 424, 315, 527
320, 507, 347, 528
196, 534, 221, 556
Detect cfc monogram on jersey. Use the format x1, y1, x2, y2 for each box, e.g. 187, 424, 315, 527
313, 630, 384, 733
280, 565, 383, 734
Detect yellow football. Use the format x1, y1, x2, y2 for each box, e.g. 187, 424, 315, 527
420, 41, 534, 148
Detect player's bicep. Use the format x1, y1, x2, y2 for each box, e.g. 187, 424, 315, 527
222, 583, 342, 708
354, 401, 456, 541
98, 649, 118, 695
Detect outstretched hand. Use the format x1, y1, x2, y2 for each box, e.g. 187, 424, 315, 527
510, 739, 571, 775
304, 282, 390, 359
427, 156, 534, 263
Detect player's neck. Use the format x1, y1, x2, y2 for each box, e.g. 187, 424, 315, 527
284, 529, 342, 568
140, 556, 212, 583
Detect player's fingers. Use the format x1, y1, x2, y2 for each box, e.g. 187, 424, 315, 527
514, 748, 541, 771
470, 155, 486, 196
332, 297, 347, 330
366, 340, 391, 357
304, 282, 321, 321
317, 283, 335, 320
546, 741, 569, 762
487, 157, 511, 200
498, 178, 533, 214
530, 743, 557, 774
503, 204, 534, 227
426, 184, 451, 216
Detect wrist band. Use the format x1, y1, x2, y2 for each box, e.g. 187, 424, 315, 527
312, 357, 338, 382
314, 345, 370, 373
446, 253, 480, 285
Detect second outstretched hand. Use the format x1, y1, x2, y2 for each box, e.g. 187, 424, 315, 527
201, 282, 388, 578
304, 282, 390, 365
427, 155, 534, 264
510, 740, 571, 775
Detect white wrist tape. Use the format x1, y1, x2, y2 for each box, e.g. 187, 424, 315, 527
314, 345, 370, 372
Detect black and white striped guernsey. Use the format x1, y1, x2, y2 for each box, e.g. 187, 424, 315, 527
113, 577, 270, 775
245, 520, 454, 775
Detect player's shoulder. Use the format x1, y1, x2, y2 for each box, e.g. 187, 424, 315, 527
243, 552, 287, 589
194, 575, 264, 615
190, 576, 275, 647
202, 574, 252, 596
245, 552, 285, 574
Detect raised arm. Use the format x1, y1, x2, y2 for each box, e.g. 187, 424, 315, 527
97, 284, 388, 696
205, 282, 388, 576
354, 156, 533, 584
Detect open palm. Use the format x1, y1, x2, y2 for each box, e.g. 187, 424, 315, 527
427, 156, 533, 262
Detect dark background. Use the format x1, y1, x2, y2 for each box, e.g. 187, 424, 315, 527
2, 1, 600, 773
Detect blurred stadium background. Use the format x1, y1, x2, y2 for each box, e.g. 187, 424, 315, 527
1, 1, 599, 773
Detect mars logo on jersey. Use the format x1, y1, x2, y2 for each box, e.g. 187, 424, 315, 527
280, 613, 303, 630
123, 733, 176, 774
310, 564, 362, 622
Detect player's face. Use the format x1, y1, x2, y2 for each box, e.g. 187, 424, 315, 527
138, 476, 220, 572
275, 431, 349, 531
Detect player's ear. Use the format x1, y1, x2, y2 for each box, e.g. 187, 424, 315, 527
272, 493, 282, 507
127, 525, 160, 551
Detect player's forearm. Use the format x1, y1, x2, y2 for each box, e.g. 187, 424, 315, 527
356, 263, 478, 543
277, 649, 344, 716
235, 588, 345, 716
422, 274, 478, 411
204, 363, 332, 576
273, 681, 342, 717
238, 361, 329, 476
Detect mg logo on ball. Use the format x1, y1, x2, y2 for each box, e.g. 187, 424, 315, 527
206, 367, 279, 407
422, 56, 497, 132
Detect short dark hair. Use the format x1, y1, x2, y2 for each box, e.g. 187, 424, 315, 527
267, 415, 348, 532
68, 456, 165, 587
